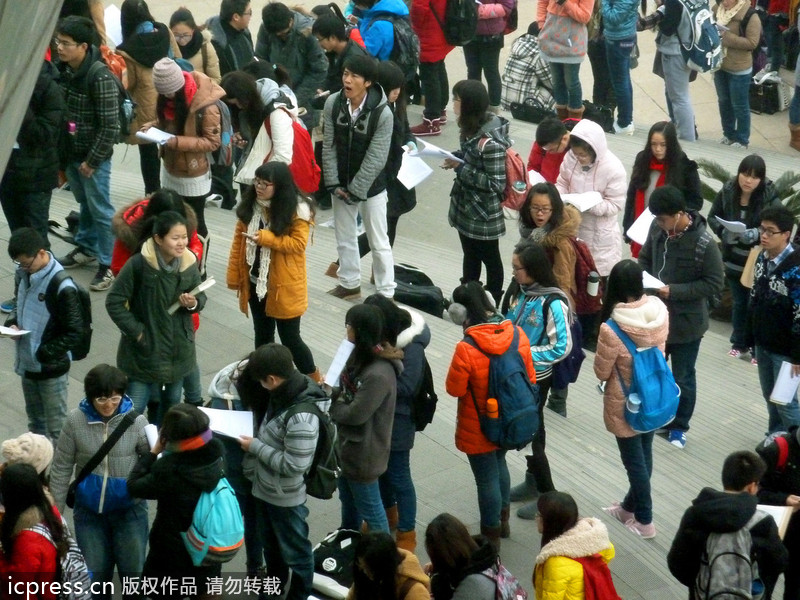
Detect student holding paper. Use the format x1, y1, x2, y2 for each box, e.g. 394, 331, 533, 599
623, 121, 701, 258
709, 154, 780, 361
106, 211, 206, 425
746, 205, 800, 434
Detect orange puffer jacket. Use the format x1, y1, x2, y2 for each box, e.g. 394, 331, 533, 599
446, 318, 537, 455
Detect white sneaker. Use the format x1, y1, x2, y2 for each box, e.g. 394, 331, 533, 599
730, 142, 748, 149
205, 193, 223, 208
718, 136, 733, 145
613, 121, 635, 135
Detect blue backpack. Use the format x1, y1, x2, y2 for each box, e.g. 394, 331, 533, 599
676, 0, 722, 73
606, 320, 680, 433
181, 474, 244, 567
465, 326, 540, 450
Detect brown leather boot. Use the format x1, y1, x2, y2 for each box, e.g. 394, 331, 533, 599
555, 105, 568, 120
568, 106, 585, 120
480, 524, 502, 552
385, 504, 399, 532
500, 506, 511, 539
395, 530, 417, 552
790, 123, 800, 152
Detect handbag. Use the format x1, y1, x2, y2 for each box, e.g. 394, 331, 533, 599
740, 246, 761, 288
66, 411, 137, 509
539, 12, 587, 59
234, 122, 272, 185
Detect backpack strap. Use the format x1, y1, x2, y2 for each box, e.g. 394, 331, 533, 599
45, 270, 73, 316
606, 319, 638, 397
775, 435, 790, 472
694, 230, 713, 279
282, 400, 325, 422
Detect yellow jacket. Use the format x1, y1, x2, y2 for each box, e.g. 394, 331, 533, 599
533, 518, 615, 600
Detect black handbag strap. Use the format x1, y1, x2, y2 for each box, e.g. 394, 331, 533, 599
73, 411, 137, 486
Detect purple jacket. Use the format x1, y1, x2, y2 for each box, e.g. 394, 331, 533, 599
476, 0, 516, 36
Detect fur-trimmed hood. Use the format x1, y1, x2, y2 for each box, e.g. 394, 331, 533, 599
112, 198, 200, 253
535, 517, 614, 565
396, 308, 429, 350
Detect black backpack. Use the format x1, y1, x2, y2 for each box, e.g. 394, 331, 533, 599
411, 357, 438, 431
282, 401, 340, 500
430, 0, 478, 46
44, 270, 92, 361
367, 14, 420, 82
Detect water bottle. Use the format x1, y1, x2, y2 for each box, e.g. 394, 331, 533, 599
587, 271, 600, 297
626, 393, 641, 414
484, 397, 501, 442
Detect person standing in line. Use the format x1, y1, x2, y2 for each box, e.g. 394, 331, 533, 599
601, 0, 639, 134
54, 16, 119, 292
322, 55, 395, 300
170, 8, 222, 83
5, 228, 83, 443
595, 260, 668, 539
638, 185, 724, 449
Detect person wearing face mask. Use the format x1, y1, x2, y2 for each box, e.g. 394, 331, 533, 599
226, 161, 321, 382
708, 154, 780, 362
638, 185, 724, 450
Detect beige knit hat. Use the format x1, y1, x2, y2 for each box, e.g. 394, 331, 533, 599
2, 432, 54, 474
152, 58, 185, 95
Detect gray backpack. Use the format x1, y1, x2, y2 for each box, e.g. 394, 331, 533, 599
694, 511, 767, 600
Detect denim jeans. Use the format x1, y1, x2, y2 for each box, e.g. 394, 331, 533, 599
605, 36, 636, 127
126, 380, 183, 426
661, 52, 696, 141
237, 488, 265, 575
463, 38, 503, 106
765, 13, 787, 70
74, 502, 148, 600
727, 273, 751, 351
755, 346, 800, 433
0, 181, 52, 246
378, 449, 417, 532
339, 476, 389, 532
666, 339, 702, 432
549, 62, 583, 110
467, 449, 510, 528
616, 433, 654, 524
253, 500, 314, 600
791, 86, 800, 124
587, 38, 616, 109
64, 159, 114, 266
714, 70, 752, 146
21, 374, 68, 442
182, 362, 203, 405
419, 60, 449, 119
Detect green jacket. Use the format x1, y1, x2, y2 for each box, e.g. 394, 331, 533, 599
106, 239, 205, 383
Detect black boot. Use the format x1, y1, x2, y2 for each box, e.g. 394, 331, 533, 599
510, 472, 539, 502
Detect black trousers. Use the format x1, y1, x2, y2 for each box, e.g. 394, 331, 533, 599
458, 232, 503, 306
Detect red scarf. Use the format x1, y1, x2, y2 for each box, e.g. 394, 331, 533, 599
162, 72, 198, 122
572, 554, 621, 600
631, 158, 667, 258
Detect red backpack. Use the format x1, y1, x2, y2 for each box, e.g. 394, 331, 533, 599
569, 237, 602, 315
265, 107, 321, 195
478, 137, 530, 211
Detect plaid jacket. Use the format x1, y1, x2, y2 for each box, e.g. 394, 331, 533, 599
501, 33, 555, 109
448, 116, 510, 241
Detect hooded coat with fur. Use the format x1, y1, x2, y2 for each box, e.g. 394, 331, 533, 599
533, 517, 616, 600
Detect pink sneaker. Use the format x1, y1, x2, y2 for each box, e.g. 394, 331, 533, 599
625, 518, 656, 539
728, 348, 742, 358
603, 502, 634, 524
751, 357, 758, 366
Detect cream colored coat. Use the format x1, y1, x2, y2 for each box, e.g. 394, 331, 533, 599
183, 30, 222, 83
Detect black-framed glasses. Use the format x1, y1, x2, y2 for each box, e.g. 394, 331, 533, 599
13, 258, 36, 269
254, 179, 274, 189
529, 206, 552, 214
173, 33, 193, 42
758, 226, 783, 236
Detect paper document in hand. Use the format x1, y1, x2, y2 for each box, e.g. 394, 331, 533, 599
397, 153, 433, 190
167, 277, 216, 315
627, 209, 655, 246
325, 339, 355, 386
642, 271, 665, 289
136, 128, 175, 145
562, 192, 603, 212
105, 4, 123, 46
528, 170, 547, 185
770, 361, 800, 404
0, 326, 29, 338
199, 407, 254, 438
143, 423, 159, 450
714, 217, 747, 233
758, 504, 794, 539
409, 139, 464, 163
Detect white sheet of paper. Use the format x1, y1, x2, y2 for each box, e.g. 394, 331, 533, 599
143, 423, 159, 450
104, 4, 123, 47
325, 339, 355, 387
136, 128, 175, 146
167, 277, 216, 315
397, 153, 433, 190
627, 209, 656, 246
0, 326, 29, 338
757, 504, 794, 539
770, 361, 800, 404
409, 139, 464, 164
562, 191, 603, 212
199, 407, 254, 438
642, 271, 665, 289
714, 217, 747, 233
528, 170, 547, 185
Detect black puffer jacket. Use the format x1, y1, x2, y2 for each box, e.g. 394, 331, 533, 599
667, 487, 788, 598
127, 437, 225, 573
3, 60, 64, 192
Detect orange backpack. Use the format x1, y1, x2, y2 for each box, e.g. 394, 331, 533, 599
99, 45, 128, 89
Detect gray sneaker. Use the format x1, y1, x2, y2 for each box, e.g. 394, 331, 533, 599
60, 247, 97, 269
90, 267, 115, 291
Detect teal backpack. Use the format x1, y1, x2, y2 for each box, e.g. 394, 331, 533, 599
181, 474, 244, 567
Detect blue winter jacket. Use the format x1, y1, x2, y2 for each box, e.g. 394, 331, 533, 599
601, 0, 640, 41
359, 0, 410, 60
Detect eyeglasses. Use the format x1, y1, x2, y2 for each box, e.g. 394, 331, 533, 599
173, 33, 193, 42
52, 38, 80, 48
511, 265, 526, 272
12, 258, 36, 269
758, 226, 784, 236
95, 395, 123, 405
242, 9, 253, 16
254, 179, 275, 189
529, 206, 552, 214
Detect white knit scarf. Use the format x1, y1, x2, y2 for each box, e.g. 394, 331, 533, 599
245, 199, 271, 301
716, 0, 747, 27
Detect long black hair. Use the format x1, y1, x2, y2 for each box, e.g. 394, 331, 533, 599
120, 0, 154, 42
629, 121, 684, 190
364, 293, 412, 346
135, 188, 190, 248
599, 259, 644, 323
733, 154, 767, 204
220, 71, 265, 139
452, 280, 497, 327
376, 61, 407, 121
351, 532, 403, 600
514, 240, 559, 288
452, 79, 490, 139
519, 182, 565, 232
236, 162, 310, 235
156, 87, 190, 135
538, 491, 579, 547
345, 304, 385, 369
